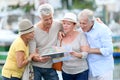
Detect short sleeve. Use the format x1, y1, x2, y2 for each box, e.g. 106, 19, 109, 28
79, 32, 88, 46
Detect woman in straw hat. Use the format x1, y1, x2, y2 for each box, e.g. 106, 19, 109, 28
60, 12, 89, 80
2, 19, 38, 80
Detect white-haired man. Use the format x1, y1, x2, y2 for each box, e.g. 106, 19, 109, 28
78, 9, 114, 80
29, 3, 62, 80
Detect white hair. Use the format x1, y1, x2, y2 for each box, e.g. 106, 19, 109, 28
78, 9, 95, 22
38, 3, 54, 18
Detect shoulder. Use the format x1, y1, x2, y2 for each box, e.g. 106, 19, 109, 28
74, 31, 86, 40
10, 37, 26, 50
100, 24, 111, 33
33, 23, 41, 33
94, 21, 110, 31
51, 20, 62, 30
95, 22, 112, 36
77, 30, 85, 36
13, 37, 24, 45
53, 19, 62, 26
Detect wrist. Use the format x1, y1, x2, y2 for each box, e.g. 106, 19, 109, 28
27, 57, 32, 62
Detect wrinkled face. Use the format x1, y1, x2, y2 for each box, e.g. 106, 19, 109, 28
62, 20, 75, 34
41, 14, 53, 28
79, 17, 91, 32
25, 31, 34, 40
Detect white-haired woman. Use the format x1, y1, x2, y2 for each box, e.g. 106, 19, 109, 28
60, 13, 89, 80
2, 19, 37, 80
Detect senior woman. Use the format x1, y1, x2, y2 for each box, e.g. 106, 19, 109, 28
2, 19, 37, 80
60, 13, 89, 80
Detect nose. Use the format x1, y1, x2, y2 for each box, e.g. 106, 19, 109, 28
48, 19, 52, 24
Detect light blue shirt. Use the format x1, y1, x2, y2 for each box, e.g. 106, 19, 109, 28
85, 21, 114, 77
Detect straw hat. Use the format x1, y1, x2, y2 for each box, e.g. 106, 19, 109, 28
61, 13, 77, 23
19, 19, 34, 35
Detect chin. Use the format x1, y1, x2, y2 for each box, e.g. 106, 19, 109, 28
47, 26, 51, 28
30, 38, 34, 40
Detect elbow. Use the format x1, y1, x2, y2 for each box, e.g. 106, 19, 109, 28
81, 46, 90, 52
17, 64, 23, 69
17, 62, 25, 69
100, 48, 113, 56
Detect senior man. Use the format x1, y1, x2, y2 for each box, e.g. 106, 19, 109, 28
78, 9, 114, 80
29, 3, 62, 80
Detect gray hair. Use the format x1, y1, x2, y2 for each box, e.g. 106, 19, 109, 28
38, 3, 54, 18
78, 9, 95, 22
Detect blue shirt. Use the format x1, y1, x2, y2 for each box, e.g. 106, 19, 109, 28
85, 21, 114, 77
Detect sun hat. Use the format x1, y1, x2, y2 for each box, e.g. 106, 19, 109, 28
19, 19, 34, 35
61, 12, 77, 24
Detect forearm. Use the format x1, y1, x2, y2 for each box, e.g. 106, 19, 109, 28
17, 59, 29, 69
89, 48, 101, 55
18, 53, 38, 68
70, 52, 87, 59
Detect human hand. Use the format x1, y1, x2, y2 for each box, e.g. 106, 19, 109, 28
70, 52, 82, 58
58, 31, 65, 41
96, 18, 103, 23
31, 53, 41, 62
39, 56, 51, 63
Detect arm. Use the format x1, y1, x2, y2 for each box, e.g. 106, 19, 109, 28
16, 51, 35, 68
57, 21, 65, 41
78, 32, 89, 58
99, 29, 113, 56
89, 48, 101, 55
32, 54, 51, 63
70, 45, 89, 59
30, 48, 51, 62
29, 38, 41, 62
29, 31, 51, 62
88, 27, 113, 56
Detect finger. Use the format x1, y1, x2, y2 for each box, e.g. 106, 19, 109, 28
62, 33, 65, 37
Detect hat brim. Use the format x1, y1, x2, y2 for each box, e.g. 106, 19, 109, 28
19, 27, 34, 35
61, 19, 77, 24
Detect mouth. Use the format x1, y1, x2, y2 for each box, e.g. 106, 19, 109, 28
46, 24, 52, 27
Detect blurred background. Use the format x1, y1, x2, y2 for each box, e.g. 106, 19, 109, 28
0, 0, 120, 80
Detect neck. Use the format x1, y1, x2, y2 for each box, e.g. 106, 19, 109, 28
39, 22, 50, 32
43, 26, 50, 32
65, 30, 74, 37
87, 21, 94, 32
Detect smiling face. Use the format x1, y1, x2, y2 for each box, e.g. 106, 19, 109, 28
41, 14, 53, 29
78, 9, 94, 32
62, 20, 76, 34
24, 31, 34, 40
79, 16, 93, 32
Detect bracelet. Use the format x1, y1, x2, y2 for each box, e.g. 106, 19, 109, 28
27, 57, 32, 62
81, 52, 88, 58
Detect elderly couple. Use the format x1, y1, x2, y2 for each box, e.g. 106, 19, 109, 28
2, 3, 114, 80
